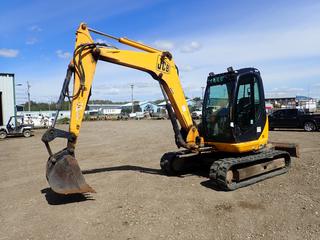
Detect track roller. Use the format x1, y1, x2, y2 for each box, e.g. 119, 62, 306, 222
209, 149, 291, 191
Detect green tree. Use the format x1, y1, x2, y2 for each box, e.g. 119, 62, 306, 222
24, 101, 71, 111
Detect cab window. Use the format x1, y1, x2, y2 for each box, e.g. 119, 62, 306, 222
235, 74, 261, 131
204, 81, 233, 142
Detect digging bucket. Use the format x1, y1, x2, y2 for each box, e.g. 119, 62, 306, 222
46, 150, 95, 194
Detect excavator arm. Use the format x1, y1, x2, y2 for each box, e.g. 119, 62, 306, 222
70, 23, 200, 147
42, 23, 201, 194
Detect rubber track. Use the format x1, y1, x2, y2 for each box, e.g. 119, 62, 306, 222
209, 149, 291, 191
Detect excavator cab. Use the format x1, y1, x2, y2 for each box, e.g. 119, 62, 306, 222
202, 67, 267, 151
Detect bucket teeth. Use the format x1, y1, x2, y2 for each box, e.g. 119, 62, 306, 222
46, 154, 95, 194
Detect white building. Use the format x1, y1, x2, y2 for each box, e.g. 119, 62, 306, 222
265, 95, 318, 112
0, 73, 15, 126
157, 99, 197, 108
122, 101, 159, 113
17, 110, 71, 128
87, 104, 122, 115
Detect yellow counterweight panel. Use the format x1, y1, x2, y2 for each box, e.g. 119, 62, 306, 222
205, 118, 269, 153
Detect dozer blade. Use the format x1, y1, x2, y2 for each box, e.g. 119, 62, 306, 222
46, 154, 96, 194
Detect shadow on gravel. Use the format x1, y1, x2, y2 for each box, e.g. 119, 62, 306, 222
82, 165, 162, 175
200, 180, 225, 191
41, 188, 95, 205
86, 164, 229, 191
0, 135, 35, 140
82, 164, 211, 180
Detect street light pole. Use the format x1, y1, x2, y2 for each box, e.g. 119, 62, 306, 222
15, 83, 23, 115
130, 84, 134, 113
201, 86, 205, 100
27, 81, 31, 111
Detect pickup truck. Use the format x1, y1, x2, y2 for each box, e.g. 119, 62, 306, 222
269, 109, 320, 131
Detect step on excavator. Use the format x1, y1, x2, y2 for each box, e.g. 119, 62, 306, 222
42, 23, 298, 194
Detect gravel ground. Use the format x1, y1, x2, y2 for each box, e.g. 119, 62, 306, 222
0, 120, 319, 240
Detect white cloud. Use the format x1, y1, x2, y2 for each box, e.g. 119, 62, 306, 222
52, 15, 320, 100
175, 27, 320, 67
153, 40, 174, 50
95, 38, 108, 44
56, 50, 71, 59
288, 88, 304, 92
169, 17, 320, 98
261, 65, 320, 86
29, 25, 42, 32
26, 2, 320, 101
180, 41, 201, 53
93, 87, 120, 96
26, 37, 38, 45
266, 87, 305, 96
91, 20, 320, 100
0, 48, 19, 58
264, 86, 317, 98
179, 65, 195, 72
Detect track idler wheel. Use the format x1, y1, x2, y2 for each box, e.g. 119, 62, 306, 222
160, 152, 193, 176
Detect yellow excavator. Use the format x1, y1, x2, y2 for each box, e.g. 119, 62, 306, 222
42, 23, 296, 194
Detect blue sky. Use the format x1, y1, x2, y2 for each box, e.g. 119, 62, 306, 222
1, 0, 320, 103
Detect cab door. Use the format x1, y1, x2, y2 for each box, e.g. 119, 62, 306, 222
233, 73, 266, 142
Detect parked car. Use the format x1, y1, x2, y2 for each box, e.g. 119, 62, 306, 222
150, 109, 168, 120
135, 112, 145, 120
117, 113, 129, 120
269, 109, 320, 131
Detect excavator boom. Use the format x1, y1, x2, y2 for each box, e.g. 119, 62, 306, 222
42, 23, 200, 194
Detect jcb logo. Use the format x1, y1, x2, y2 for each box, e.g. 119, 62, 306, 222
157, 56, 170, 73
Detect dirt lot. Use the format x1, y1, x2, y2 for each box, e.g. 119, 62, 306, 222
0, 120, 319, 240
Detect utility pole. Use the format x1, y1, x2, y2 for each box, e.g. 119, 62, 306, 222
201, 86, 205, 100
27, 81, 31, 111
130, 84, 134, 113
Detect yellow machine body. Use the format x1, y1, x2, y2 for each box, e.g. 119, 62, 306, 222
41, 23, 292, 194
